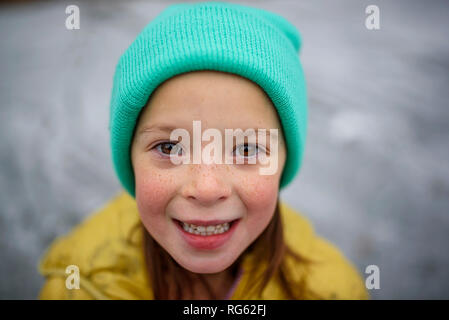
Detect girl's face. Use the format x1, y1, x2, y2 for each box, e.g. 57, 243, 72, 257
131, 70, 286, 274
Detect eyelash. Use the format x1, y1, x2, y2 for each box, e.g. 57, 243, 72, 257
153, 141, 183, 157
151, 141, 267, 159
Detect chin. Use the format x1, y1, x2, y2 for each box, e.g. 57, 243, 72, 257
173, 255, 236, 274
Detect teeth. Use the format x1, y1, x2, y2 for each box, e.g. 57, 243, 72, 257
181, 221, 231, 236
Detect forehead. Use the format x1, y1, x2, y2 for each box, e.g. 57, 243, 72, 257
136, 70, 282, 131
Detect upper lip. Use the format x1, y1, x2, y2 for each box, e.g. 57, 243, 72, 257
175, 218, 238, 226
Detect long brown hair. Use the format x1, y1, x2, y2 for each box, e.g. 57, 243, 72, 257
141, 199, 311, 299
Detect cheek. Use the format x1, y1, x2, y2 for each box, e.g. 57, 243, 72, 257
134, 165, 175, 233
135, 171, 171, 206
239, 171, 280, 205
238, 174, 280, 230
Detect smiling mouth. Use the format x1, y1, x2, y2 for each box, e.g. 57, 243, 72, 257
173, 219, 239, 236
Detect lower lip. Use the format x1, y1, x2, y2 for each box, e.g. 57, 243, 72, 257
174, 219, 240, 250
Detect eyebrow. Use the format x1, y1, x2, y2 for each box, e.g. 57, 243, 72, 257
137, 124, 180, 136
137, 124, 280, 136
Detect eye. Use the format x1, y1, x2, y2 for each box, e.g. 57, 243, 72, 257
154, 142, 183, 157
234, 143, 261, 158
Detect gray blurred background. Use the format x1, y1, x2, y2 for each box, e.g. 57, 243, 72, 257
1, 0, 448, 299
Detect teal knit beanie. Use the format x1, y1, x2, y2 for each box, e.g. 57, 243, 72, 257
109, 1, 308, 197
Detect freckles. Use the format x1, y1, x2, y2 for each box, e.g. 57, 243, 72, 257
135, 170, 174, 210
239, 174, 278, 208
239, 175, 278, 241
135, 171, 174, 240
138, 174, 163, 198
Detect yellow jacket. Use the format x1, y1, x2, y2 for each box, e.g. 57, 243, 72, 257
37, 192, 370, 300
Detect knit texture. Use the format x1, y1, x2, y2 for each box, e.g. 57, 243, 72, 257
109, 1, 308, 197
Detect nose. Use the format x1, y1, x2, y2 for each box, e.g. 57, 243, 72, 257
181, 164, 232, 206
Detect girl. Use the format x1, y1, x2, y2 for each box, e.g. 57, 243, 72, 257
38, 1, 369, 300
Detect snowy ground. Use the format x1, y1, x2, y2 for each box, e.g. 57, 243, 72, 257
1, 0, 448, 299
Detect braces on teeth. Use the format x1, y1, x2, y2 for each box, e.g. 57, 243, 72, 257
181, 221, 230, 236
